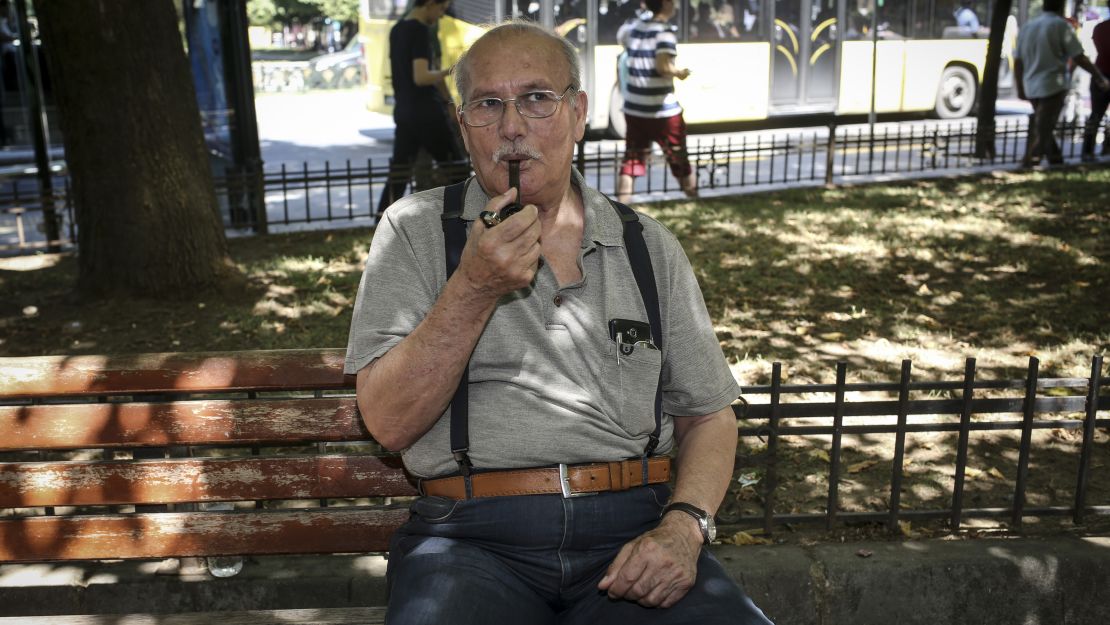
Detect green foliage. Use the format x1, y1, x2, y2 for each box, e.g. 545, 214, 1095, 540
247, 0, 278, 25
248, 0, 360, 26
310, 0, 361, 22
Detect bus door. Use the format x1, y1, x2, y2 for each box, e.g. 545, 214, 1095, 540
770, 0, 839, 111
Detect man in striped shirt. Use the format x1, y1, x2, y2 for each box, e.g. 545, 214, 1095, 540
617, 0, 697, 202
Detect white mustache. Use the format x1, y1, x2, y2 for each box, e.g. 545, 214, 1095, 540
492, 142, 542, 164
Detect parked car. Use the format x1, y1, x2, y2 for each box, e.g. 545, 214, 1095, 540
308, 37, 366, 89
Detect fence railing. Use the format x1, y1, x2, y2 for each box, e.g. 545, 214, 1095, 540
3, 114, 1108, 254
727, 355, 1109, 537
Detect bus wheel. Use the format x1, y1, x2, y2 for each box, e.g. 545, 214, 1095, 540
608, 85, 627, 139
935, 66, 976, 119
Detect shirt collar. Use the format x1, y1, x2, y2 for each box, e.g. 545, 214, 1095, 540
461, 168, 626, 249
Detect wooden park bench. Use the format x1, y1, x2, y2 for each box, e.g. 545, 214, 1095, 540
0, 348, 414, 624
3, 349, 1107, 624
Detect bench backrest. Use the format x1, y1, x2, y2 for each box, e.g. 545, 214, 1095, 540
0, 349, 416, 563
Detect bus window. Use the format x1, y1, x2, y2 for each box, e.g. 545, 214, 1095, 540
514, 0, 541, 21
599, 0, 642, 45
844, 0, 912, 40
844, 0, 870, 39
878, 0, 909, 39
937, 0, 991, 38
716, 1, 744, 38
689, 0, 765, 40
687, 0, 721, 40
739, 0, 767, 37
556, 0, 587, 43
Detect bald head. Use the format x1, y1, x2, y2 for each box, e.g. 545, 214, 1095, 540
454, 21, 582, 104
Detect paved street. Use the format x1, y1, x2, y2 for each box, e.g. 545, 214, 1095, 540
254, 88, 1036, 169
5, 88, 1106, 252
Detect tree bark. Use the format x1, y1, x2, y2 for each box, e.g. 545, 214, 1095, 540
975, 0, 1015, 159
37, 0, 238, 297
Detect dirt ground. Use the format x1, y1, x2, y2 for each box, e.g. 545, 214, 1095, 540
717, 405, 1110, 544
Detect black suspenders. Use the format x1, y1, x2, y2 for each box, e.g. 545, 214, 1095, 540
440, 181, 663, 489
440, 182, 475, 495
611, 201, 664, 459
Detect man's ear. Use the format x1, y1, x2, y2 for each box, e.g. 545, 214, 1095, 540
573, 90, 588, 142
456, 109, 473, 155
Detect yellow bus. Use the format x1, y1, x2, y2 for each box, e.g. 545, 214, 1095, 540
359, 0, 1019, 136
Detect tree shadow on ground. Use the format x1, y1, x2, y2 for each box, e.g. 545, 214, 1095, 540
642, 167, 1110, 385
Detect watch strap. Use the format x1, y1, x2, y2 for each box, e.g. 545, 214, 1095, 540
662, 502, 711, 545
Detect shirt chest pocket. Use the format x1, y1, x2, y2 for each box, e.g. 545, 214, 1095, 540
602, 341, 663, 436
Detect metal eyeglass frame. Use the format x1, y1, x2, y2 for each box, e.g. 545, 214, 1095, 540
458, 84, 577, 127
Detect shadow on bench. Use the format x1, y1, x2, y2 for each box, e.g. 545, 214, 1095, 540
0, 348, 412, 624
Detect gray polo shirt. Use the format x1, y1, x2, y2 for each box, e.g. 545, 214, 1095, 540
344, 170, 740, 478
1016, 11, 1084, 99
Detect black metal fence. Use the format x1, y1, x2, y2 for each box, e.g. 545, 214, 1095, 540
728, 355, 1109, 536
3, 114, 1108, 254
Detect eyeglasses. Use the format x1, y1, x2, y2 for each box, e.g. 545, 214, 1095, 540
458, 85, 577, 127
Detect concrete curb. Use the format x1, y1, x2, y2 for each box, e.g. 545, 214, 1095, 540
1, 536, 1107, 624
725, 535, 1110, 624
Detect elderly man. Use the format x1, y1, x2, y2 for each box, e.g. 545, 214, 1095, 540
345, 21, 770, 625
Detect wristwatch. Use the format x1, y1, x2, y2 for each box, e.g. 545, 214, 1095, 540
662, 502, 716, 545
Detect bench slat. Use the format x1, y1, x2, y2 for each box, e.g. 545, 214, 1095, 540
0, 349, 350, 398
0, 508, 408, 561
0, 455, 417, 507
0, 397, 366, 451
0, 607, 388, 625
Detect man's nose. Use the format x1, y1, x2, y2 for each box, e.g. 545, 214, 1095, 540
498, 101, 528, 139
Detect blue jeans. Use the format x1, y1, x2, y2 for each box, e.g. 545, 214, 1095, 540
384, 484, 772, 624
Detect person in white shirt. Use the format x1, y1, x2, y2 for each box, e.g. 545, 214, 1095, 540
1015, 0, 1109, 166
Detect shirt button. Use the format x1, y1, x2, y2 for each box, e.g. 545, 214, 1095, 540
553, 294, 563, 307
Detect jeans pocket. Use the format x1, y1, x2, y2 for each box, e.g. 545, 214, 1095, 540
410, 496, 461, 523
646, 482, 672, 510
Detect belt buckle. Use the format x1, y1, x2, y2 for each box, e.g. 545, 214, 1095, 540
559, 463, 597, 498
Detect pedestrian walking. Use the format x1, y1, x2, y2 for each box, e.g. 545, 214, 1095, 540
377, 0, 466, 216
1081, 9, 1110, 160
617, 0, 697, 203
1015, 0, 1109, 167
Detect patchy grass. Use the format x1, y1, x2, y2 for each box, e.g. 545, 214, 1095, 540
640, 166, 1110, 384
2, 166, 1107, 387
1, 230, 371, 356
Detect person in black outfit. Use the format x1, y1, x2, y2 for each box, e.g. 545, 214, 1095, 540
378, 0, 466, 215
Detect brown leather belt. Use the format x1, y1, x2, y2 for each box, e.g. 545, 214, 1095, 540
419, 457, 672, 500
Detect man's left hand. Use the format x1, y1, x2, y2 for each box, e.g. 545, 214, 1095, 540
597, 514, 701, 608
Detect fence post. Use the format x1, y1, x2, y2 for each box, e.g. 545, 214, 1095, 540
762, 363, 783, 535
15, 0, 60, 252
950, 358, 976, 531
1011, 357, 1040, 527
931, 127, 940, 169
824, 123, 836, 185
248, 157, 268, 235
1074, 355, 1103, 524
826, 362, 847, 530
888, 360, 911, 533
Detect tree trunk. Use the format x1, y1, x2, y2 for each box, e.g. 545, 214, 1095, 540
37, 0, 237, 297
975, 0, 1015, 159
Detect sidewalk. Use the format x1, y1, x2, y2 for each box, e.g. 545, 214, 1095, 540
2, 535, 1107, 623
